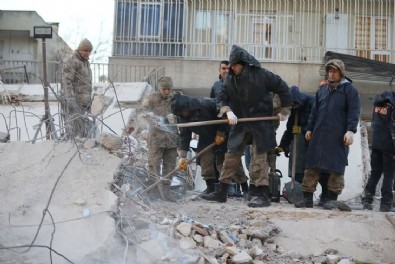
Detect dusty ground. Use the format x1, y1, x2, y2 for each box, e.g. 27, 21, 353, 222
1, 141, 395, 264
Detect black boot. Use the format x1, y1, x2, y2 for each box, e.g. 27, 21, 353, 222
248, 186, 271, 208
323, 191, 338, 210
361, 191, 374, 210
246, 184, 256, 201
294, 192, 314, 208
200, 182, 228, 203
318, 192, 328, 207
201, 179, 216, 195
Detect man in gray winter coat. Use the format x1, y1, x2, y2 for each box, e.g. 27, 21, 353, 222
295, 59, 361, 210
62, 38, 94, 139
201, 45, 293, 207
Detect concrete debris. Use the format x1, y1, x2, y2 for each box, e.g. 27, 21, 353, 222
97, 132, 123, 150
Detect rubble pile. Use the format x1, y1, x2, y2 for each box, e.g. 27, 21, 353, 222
113, 193, 361, 264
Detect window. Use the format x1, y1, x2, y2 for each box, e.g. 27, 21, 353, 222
140, 3, 161, 37
355, 16, 391, 63
250, 16, 275, 60
193, 10, 230, 58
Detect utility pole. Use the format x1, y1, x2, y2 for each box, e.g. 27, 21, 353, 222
34, 26, 53, 140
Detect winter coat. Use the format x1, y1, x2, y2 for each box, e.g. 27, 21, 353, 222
305, 78, 361, 174
210, 79, 223, 99
371, 91, 395, 153
218, 45, 293, 153
62, 50, 92, 108
279, 86, 315, 175
142, 91, 178, 148
171, 93, 226, 153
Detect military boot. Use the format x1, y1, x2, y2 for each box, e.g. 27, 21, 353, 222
200, 182, 228, 203
361, 191, 374, 210
317, 192, 328, 207
200, 179, 216, 195
248, 186, 271, 208
246, 184, 256, 201
294, 192, 314, 208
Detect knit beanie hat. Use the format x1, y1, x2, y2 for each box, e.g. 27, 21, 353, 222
158, 76, 173, 89
77, 38, 93, 51
325, 59, 345, 77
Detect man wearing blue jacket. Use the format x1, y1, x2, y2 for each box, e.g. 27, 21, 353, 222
296, 59, 361, 209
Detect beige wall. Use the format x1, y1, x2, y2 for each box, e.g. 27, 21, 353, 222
110, 57, 322, 94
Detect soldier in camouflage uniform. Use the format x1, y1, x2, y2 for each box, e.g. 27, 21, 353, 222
61, 38, 94, 139
142, 76, 178, 201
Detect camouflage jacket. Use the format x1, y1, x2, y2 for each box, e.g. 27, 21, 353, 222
142, 91, 178, 148
62, 51, 92, 108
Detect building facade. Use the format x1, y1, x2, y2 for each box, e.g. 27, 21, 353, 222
0, 10, 72, 84
109, 0, 395, 96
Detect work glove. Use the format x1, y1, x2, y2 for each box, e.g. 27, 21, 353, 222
274, 146, 284, 156
215, 132, 225, 145
178, 158, 188, 170
343, 131, 354, 146
274, 146, 290, 157
305, 130, 312, 141
292, 125, 301, 134
226, 111, 237, 125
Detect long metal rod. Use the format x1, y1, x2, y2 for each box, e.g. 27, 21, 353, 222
176, 116, 279, 128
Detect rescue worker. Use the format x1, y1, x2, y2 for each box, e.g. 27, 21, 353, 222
61, 38, 94, 139
295, 59, 361, 210
210, 60, 248, 196
362, 91, 395, 212
201, 45, 293, 207
142, 76, 178, 201
276, 85, 329, 205
171, 93, 249, 196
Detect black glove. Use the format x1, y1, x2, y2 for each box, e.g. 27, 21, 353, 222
275, 145, 290, 157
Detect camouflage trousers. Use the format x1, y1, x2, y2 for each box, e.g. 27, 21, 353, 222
148, 146, 178, 186
216, 151, 248, 183
302, 168, 344, 194
219, 143, 268, 186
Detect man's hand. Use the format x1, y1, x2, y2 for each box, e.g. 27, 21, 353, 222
275, 146, 289, 157
215, 132, 225, 145
226, 111, 237, 125
141, 130, 149, 141
292, 125, 302, 134
305, 131, 312, 141
178, 158, 188, 170
274, 146, 284, 156
343, 131, 354, 146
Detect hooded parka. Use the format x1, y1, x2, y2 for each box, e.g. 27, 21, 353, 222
218, 45, 293, 153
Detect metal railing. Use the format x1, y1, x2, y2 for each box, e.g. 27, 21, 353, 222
0, 60, 164, 88
113, 0, 395, 64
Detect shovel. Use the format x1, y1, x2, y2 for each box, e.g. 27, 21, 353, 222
283, 111, 303, 204
140, 142, 217, 195
177, 116, 279, 128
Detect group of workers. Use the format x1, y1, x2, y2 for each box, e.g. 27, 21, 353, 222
62, 39, 395, 212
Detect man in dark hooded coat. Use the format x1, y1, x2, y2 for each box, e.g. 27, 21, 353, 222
361, 91, 395, 212
171, 93, 249, 196
201, 45, 293, 207
296, 59, 361, 209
